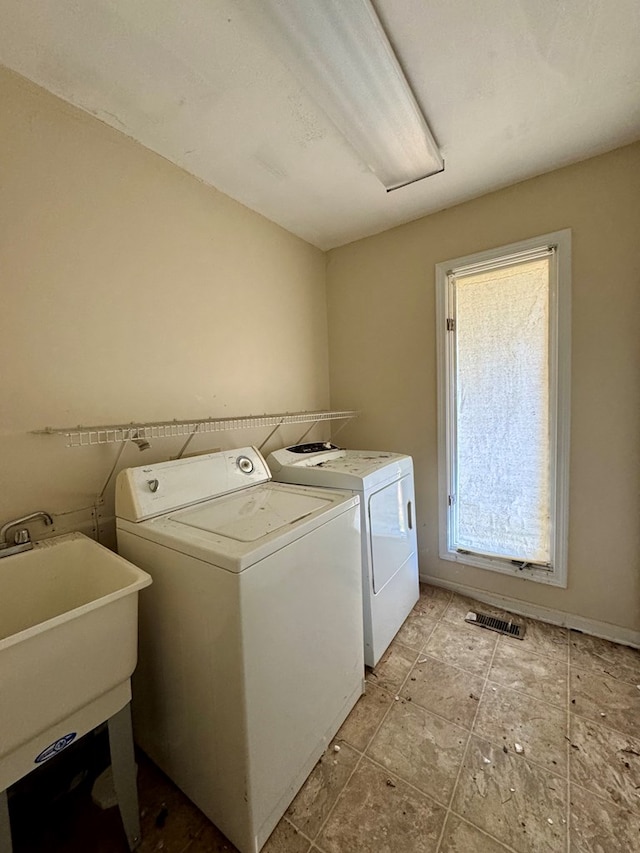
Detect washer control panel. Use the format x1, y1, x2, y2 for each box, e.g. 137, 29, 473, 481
237, 455, 255, 474
115, 446, 270, 521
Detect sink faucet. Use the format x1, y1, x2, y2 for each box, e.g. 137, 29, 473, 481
0, 511, 54, 556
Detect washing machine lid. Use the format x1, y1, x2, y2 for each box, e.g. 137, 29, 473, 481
171, 484, 329, 542
116, 482, 359, 572
267, 447, 413, 491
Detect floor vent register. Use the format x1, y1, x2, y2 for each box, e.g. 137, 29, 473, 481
465, 610, 526, 639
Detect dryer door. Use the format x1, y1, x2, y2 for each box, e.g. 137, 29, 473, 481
368, 474, 416, 594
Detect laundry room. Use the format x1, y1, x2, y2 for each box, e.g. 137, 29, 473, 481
1, 2, 639, 852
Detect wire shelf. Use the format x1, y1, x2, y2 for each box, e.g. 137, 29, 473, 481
34, 410, 358, 448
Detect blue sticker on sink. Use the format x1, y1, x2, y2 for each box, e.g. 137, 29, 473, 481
34, 732, 77, 764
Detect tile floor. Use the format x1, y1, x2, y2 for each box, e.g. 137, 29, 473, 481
12, 584, 640, 852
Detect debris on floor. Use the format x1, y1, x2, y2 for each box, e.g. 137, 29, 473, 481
15, 590, 639, 852
90, 766, 118, 810
155, 804, 169, 828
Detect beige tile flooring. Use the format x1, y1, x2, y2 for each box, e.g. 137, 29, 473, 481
14, 584, 640, 852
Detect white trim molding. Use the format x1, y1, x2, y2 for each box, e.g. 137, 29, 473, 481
421, 575, 640, 649
435, 229, 572, 587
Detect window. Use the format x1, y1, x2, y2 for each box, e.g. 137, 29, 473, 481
436, 230, 571, 586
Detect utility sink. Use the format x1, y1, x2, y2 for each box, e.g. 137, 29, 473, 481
0, 532, 151, 791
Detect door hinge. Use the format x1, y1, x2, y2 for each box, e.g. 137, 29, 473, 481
448, 494, 455, 506
446, 318, 455, 332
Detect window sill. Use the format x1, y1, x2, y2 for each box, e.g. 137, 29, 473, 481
440, 548, 567, 588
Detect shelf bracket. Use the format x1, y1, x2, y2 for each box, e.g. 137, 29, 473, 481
257, 419, 286, 453
293, 420, 320, 447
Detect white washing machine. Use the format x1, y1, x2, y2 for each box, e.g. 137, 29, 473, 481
268, 443, 419, 668
115, 447, 363, 853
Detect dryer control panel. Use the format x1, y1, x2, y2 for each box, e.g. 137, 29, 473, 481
268, 443, 346, 473
115, 446, 270, 521
287, 442, 340, 454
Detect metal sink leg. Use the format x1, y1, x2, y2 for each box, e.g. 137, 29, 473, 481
0, 789, 11, 853
0, 703, 140, 853
108, 703, 141, 851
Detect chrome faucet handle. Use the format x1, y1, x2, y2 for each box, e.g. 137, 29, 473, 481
14, 529, 31, 545
0, 511, 53, 545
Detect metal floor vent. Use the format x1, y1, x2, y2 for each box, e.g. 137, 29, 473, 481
465, 610, 526, 639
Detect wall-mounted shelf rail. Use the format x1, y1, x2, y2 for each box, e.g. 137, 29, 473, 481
34, 410, 358, 448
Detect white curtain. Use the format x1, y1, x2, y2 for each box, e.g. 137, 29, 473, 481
453, 258, 550, 562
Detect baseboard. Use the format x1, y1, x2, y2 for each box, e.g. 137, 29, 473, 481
421, 575, 640, 649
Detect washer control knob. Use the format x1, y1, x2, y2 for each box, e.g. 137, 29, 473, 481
147, 478, 160, 493
237, 456, 254, 474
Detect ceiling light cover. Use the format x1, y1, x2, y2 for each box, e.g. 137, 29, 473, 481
259, 0, 443, 190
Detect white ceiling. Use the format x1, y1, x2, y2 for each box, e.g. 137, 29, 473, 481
1, 0, 639, 250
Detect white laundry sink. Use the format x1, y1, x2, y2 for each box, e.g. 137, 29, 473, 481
0, 532, 151, 791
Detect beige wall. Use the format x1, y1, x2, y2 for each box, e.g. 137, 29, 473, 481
327, 142, 640, 633
0, 67, 328, 543
2, 64, 639, 634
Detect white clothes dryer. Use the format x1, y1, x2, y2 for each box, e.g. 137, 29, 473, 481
267, 443, 419, 667
115, 447, 363, 853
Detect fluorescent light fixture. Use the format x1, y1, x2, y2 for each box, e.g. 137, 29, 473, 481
259, 0, 443, 190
